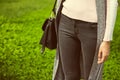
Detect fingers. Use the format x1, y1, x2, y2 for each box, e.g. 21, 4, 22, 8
97, 49, 109, 64
97, 48, 102, 64
102, 55, 108, 62
97, 41, 110, 64
98, 54, 107, 64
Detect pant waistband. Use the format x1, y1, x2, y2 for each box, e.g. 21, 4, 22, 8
61, 13, 98, 25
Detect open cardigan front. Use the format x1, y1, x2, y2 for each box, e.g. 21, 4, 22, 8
52, 0, 118, 80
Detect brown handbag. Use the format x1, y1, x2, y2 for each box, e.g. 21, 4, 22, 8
39, 0, 65, 54
39, 17, 57, 54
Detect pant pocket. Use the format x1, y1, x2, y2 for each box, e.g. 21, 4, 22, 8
90, 23, 97, 29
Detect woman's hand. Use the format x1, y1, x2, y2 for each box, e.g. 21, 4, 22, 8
97, 41, 111, 64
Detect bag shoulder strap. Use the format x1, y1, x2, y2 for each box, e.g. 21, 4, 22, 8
52, 0, 57, 14
52, 0, 65, 15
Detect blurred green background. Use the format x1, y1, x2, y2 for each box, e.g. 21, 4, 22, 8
0, 0, 120, 80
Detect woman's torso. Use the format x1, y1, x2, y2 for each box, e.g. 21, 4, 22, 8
61, 0, 98, 22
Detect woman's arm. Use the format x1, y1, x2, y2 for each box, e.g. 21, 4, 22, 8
103, 0, 118, 41
98, 0, 118, 64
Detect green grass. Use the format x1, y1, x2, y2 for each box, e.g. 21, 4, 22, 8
103, 6, 120, 80
0, 0, 55, 80
0, 0, 120, 80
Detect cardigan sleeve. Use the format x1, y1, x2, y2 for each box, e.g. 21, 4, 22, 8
103, 0, 118, 41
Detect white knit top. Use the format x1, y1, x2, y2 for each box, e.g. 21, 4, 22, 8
61, 0, 118, 41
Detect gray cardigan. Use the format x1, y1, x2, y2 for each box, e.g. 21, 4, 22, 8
52, 0, 118, 80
